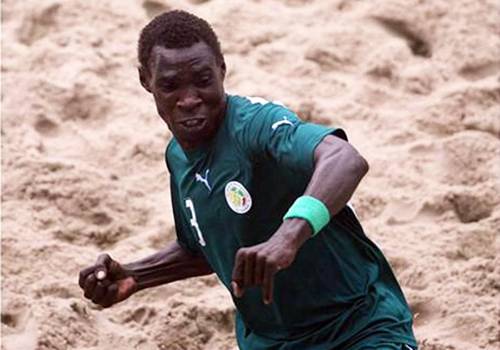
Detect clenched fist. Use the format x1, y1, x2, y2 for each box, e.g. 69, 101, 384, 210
231, 219, 311, 304
78, 254, 137, 308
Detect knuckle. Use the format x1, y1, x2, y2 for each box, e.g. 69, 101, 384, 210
97, 253, 110, 264
235, 250, 245, 260
79, 267, 93, 285
109, 260, 120, 273
283, 257, 292, 267
240, 249, 251, 258
233, 276, 243, 283
244, 255, 254, 265
265, 257, 277, 268
256, 253, 267, 263
84, 286, 95, 297
107, 284, 117, 296
78, 275, 85, 288
83, 279, 93, 291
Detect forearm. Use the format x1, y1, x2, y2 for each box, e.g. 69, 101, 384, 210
230, 137, 368, 302
274, 135, 368, 245
123, 241, 213, 291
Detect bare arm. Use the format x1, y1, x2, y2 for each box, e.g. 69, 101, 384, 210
124, 240, 213, 291
79, 241, 213, 308
283, 134, 369, 245
231, 134, 369, 303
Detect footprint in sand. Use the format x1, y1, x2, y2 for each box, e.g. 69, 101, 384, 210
440, 133, 499, 186
17, 1, 60, 46
33, 115, 59, 137
385, 199, 422, 225
61, 82, 110, 122
409, 299, 435, 327
53, 219, 131, 249
121, 306, 158, 326
371, 16, 432, 58
1, 305, 38, 350
305, 46, 351, 72
408, 133, 499, 188
417, 84, 500, 137
142, 0, 170, 19
448, 192, 494, 223
459, 60, 500, 82
2, 306, 29, 330
384, 195, 450, 226
449, 227, 496, 260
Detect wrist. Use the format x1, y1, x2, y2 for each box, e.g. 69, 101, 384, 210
283, 195, 331, 236
120, 265, 140, 289
274, 218, 312, 251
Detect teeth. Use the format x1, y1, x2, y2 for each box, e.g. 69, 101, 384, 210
183, 119, 202, 127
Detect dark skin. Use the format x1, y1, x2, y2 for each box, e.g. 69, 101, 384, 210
78, 41, 369, 307
139, 42, 227, 150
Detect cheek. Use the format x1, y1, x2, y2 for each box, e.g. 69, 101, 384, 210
153, 93, 174, 116
152, 95, 175, 128
203, 86, 225, 108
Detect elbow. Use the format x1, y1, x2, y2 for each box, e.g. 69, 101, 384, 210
344, 148, 369, 180
356, 154, 369, 177
315, 136, 369, 179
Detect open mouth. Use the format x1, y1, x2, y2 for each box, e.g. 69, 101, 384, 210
179, 118, 206, 128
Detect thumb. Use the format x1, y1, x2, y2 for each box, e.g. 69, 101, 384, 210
231, 281, 244, 298
94, 253, 112, 281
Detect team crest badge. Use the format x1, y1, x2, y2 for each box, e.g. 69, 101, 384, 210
225, 181, 252, 214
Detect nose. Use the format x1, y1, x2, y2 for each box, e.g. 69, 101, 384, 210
176, 87, 202, 112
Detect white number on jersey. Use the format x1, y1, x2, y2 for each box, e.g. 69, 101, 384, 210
185, 198, 206, 247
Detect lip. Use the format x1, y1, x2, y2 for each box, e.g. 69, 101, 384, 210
178, 117, 207, 129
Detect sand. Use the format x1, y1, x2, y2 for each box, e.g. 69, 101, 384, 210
1, 0, 499, 349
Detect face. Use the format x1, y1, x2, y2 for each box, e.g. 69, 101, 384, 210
140, 41, 226, 150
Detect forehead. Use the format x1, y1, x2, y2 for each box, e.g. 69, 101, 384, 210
149, 41, 218, 75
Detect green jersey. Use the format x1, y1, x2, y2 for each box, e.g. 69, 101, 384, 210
166, 95, 417, 350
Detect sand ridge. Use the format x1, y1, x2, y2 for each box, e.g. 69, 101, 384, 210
2, 0, 499, 349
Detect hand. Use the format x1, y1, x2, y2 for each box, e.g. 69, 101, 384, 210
78, 254, 137, 308
231, 230, 302, 305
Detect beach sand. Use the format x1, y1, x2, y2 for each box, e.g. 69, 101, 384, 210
1, 0, 499, 349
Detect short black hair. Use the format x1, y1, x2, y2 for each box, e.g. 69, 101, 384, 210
138, 10, 223, 70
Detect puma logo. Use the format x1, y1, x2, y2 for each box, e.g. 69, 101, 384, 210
271, 116, 294, 130
195, 169, 212, 192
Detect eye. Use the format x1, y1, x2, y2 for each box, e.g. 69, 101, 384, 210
196, 73, 212, 87
158, 79, 178, 92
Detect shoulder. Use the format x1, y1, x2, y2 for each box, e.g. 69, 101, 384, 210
228, 94, 292, 115
226, 94, 298, 130
165, 138, 184, 174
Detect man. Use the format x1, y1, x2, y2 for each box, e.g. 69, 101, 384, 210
79, 10, 418, 350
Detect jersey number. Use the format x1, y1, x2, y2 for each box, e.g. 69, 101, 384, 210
185, 198, 206, 247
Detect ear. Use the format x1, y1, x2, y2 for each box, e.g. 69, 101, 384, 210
219, 59, 226, 80
138, 66, 152, 93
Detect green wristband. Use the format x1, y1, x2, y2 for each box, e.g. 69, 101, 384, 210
283, 196, 331, 236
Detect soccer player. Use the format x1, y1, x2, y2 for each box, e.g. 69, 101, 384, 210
79, 10, 418, 350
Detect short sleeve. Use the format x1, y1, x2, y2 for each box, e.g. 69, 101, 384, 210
169, 175, 201, 255
234, 97, 346, 173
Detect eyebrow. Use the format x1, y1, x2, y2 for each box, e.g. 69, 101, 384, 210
155, 73, 177, 84
158, 65, 212, 80
191, 63, 212, 73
